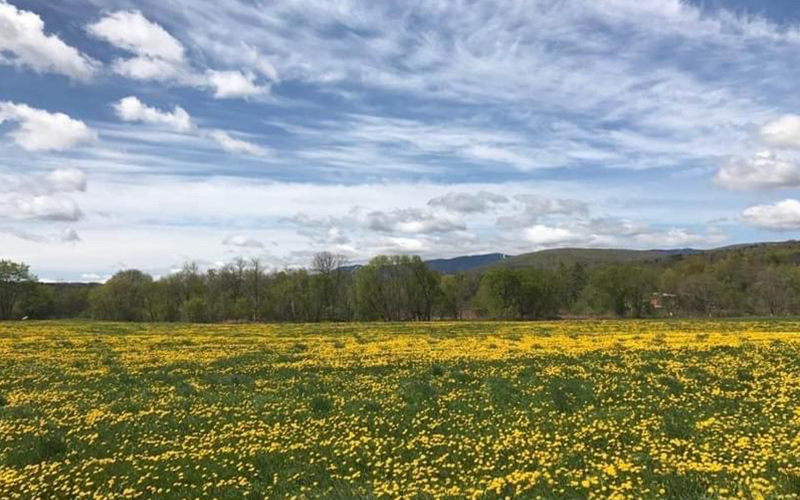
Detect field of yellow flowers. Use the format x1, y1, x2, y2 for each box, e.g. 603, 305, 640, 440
1, 320, 800, 500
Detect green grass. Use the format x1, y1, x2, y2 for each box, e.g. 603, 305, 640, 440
0, 320, 799, 499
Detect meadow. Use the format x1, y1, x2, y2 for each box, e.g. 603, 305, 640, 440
1, 320, 799, 500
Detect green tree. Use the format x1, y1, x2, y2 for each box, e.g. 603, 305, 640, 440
586, 265, 655, 318
475, 268, 523, 319
519, 267, 565, 319
438, 273, 480, 319
19, 283, 54, 319
0, 260, 37, 320
89, 270, 154, 321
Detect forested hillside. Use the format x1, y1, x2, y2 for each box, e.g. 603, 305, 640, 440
3, 240, 800, 322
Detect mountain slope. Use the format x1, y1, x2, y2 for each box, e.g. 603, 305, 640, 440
425, 253, 510, 274
477, 248, 701, 271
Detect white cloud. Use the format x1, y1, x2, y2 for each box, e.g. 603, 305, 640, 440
0, 168, 87, 195
633, 227, 726, 248
427, 191, 508, 213
111, 96, 265, 156
87, 10, 272, 99
0, 194, 83, 221
466, 145, 539, 171
0, 168, 88, 222
366, 208, 465, 234
0, 101, 96, 151
61, 228, 81, 243
44, 169, 87, 192
112, 55, 185, 82
761, 115, 800, 149
87, 11, 192, 88
113, 96, 192, 132
741, 199, 800, 232
523, 225, 583, 246
87, 10, 184, 62
222, 235, 264, 248
497, 194, 589, 227
0, 0, 97, 80
204, 130, 267, 156
715, 151, 800, 190
206, 70, 269, 98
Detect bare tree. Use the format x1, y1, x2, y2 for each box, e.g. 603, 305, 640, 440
311, 252, 350, 320
250, 258, 262, 321
311, 252, 349, 275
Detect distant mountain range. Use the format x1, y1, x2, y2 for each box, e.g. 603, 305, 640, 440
394, 241, 800, 275
425, 253, 511, 273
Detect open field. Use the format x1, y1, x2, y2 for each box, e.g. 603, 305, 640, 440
1, 321, 800, 500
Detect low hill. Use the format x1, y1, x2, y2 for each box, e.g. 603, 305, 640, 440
336, 240, 800, 275
425, 253, 510, 274
477, 247, 702, 272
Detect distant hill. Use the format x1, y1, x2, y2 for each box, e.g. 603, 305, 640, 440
339, 240, 800, 276
476, 247, 702, 272
425, 253, 510, 274
338, 253, 509, 274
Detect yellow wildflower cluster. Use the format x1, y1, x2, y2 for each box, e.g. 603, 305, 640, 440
0, 320, 799, 500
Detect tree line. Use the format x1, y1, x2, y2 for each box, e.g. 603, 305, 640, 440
2, 243, 800, 322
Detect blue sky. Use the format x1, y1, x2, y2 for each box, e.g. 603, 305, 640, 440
2, 0, 800, 281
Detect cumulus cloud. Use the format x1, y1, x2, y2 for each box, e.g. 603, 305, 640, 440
498, 194, 589, 227
366, 208, 465, 234
523, 225, 583, 246
112, 55, 186, 82
761, 115, 800, 149
0, 101, 97, 151
0, 168, 87, 222
113, 96, 192, 132
0, 168, 87, 195
44, 169, 87, 193
0, 194, 82, 221
741, 199, 800, 231
206, 70, 269, 98
111, 96, 266, 156
204, 130, 267, 156
513, 218, 724, 250
636, 227, 726, 248
87, 10, 191, 86
494, 194, 724, 250
222, 235, 264, 248
87, 10, 273, 99
715, 151, 800, 191
87, 10, 185, 62
427, 191, 508, 213
0, 0, 97, 80
285, 213, 352, 246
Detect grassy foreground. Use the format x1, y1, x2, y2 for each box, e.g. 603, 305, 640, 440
1, 321, 800, 500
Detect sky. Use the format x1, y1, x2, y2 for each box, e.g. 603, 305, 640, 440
2, 0, 800, 281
